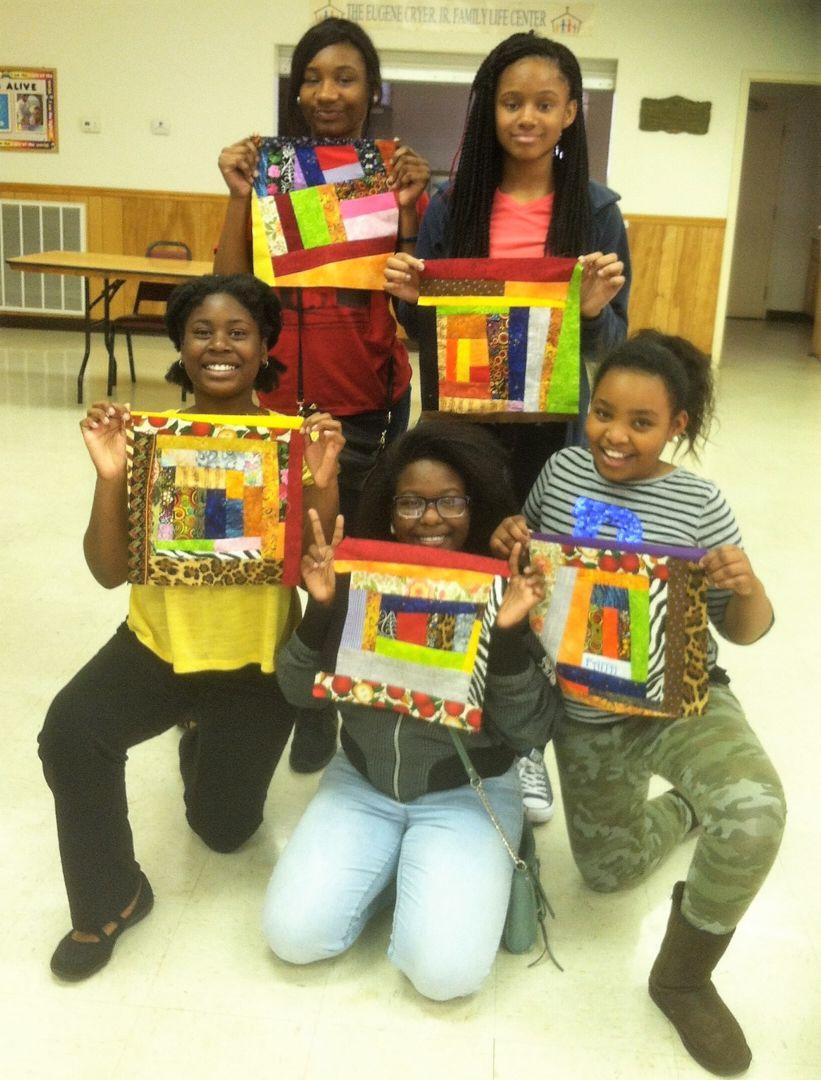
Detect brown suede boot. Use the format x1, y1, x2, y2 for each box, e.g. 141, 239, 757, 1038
649, 882, 752, 1076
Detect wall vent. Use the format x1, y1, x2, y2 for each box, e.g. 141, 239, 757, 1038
0, 200, 86, 314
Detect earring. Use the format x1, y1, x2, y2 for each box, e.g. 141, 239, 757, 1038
390, 523, 396, 535
296, 95, 301, 105
177, 357, 185, 369
261, 359, 269, 369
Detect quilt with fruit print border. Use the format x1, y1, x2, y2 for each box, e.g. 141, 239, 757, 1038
250, 136, 398, 290
528, 531, 709, 718
126, 412, 304, 587
416, 257, 582, 418
312, 538, 509, 733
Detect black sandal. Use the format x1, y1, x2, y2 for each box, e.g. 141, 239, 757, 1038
50, 872, 154, 981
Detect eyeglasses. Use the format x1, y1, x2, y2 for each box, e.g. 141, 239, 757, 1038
392, 494, 471, 520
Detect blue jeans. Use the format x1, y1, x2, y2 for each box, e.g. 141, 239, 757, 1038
262, 752, 522, 1000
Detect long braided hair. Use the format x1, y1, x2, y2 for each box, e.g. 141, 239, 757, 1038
447, 32, 591, 258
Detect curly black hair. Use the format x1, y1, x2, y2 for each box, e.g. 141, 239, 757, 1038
447, 31, 591, 259
164, 273, 285, 393
592, 330, 716, 455
287, 17, 382, 137
353, 420, 518, 555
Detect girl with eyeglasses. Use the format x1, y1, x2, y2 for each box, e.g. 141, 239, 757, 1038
261, 420, 562, 1000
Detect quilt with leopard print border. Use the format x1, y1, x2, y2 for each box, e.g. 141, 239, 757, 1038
529, 531, 709, 719
126, 412, 304, 587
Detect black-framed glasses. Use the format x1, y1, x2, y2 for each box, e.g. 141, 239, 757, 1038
392, 494, 471, 519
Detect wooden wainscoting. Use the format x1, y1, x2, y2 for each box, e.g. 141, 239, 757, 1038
0, 182, 228, 319
1, 184, 725, 355
624, 214, 726, 355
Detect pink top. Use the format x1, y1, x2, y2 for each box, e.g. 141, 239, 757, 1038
489, 190, 553, 258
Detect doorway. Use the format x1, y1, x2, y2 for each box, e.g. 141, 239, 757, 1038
722, 80, 821, 355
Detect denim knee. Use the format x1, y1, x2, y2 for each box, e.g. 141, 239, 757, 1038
262, 896, 346, 965
395, 949, 489, 1001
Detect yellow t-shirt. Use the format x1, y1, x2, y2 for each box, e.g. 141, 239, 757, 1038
127, 450, 313, 675
127, 582, 301, 674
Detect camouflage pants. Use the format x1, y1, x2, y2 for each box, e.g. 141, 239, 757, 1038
553, 685, 786, 934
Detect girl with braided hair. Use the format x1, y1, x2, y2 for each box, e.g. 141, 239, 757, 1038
386, 30, 630, 499
386, 30, 630, 828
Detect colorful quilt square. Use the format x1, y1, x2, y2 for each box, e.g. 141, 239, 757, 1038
251, 136, 398, 289
313, 539, 509, 732
529, 532, 709, 719
127, 412, 304, 587
418, 257, 582, 418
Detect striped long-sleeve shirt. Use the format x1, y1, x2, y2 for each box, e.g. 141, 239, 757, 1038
523, 447, 742, 723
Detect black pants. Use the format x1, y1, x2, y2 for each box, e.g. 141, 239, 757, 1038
38, 623, 293, 931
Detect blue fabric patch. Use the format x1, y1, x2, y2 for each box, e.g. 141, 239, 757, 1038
295, 145, 324, 186
590, 584, 630, 609
507, 307, 529, 401
224, 498, 244, 537
379, 595, 477, 616
573, 497, 644, 542
204, 490, 225, 538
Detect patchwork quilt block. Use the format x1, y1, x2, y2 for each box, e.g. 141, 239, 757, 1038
529, 527, 709, 719
127, 412, 304, 587
417, 257, 582, 418
312, 539, 509, 732
250, 137, 399, 290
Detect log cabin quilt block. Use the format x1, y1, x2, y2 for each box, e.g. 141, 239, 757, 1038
250, 137, 398, 290
312, 539, 509, 732
528, 527, 709, 719
127, 412, 304, 587
417, 257, 582, 419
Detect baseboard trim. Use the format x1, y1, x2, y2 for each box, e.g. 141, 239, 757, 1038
765, 310, 812, 323
0, 314, 167, 335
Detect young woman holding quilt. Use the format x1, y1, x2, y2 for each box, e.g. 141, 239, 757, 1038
262, 421, 562, 1000
215, 16, 431, 774
491, 331, 786, 1076
385, 30, 630, 495
215, 17, 429, 523
384, 31, 630, 822
38, 274, 344, 982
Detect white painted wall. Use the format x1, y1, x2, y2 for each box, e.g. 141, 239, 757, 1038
2, 0, 818, 219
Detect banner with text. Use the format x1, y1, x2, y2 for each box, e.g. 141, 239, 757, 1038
308, 3, 594, 35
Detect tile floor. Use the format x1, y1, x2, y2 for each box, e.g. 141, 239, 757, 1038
1, 318, 818, 1079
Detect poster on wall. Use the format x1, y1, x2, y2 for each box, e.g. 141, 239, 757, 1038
0, 67, 57, 151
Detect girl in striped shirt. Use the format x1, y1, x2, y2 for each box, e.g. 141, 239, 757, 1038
491, 330, 785, 1077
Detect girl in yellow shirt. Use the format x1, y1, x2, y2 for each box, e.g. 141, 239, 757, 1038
38, 273, 344, 981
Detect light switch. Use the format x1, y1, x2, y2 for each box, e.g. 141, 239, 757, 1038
80, 117, 101, 133
151, 119, 170, 135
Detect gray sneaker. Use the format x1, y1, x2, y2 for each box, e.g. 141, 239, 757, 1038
517, 749, 555, 824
